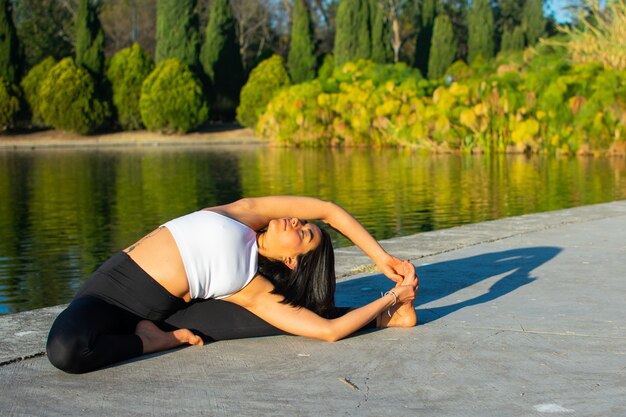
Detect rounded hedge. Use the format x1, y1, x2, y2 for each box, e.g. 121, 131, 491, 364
0, 77, 21, 131
236, 55, 291, 129
39, 57, 109, 134
20, 56, 57, 127
139, 58, 208, 133
107, 43, 154, 130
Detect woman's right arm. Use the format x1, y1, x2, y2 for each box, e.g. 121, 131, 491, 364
224, 275, 415, 342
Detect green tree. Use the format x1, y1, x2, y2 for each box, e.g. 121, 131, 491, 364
335, 0, 372, 67
501, 25, 525, 51
414, 0, 437, 77
370, 0, 393, 64
200, 0, 245, 119
0, 0, 20, 83
75, 0, 105, 76
20, 56, 57, 127
140, 58, 208, 133
468, 0, 494, 64
0, 76, 20, 130
236, 55, 291, 129
12, 1, 73, 70
522, 0, 545, 46
39, 58, 109, 134
107, 44, 154, 130
155, 0, 199, 68
428, 13, 456, 79
288, 0, 317, 83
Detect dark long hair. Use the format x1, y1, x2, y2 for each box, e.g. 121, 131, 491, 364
257, 227, 336, 317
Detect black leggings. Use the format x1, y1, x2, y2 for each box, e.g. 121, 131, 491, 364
47, 252, 375, 374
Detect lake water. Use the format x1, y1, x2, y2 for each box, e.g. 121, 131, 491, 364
1, 145, 625, 314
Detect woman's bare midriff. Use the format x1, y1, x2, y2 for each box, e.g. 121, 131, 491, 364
123, 227, 191, 302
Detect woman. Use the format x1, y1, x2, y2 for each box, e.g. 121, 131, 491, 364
47, 196, 418, 374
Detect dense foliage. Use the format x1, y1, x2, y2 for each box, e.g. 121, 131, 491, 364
20, 56, 56, 127
257, 48, 626, 155
139, 58, 208, 133
0, 76, 20, 130
155, 0, 199, 68
39, 58, 109, 134
0, 0, 20, 83
236, 55, 291, 129
288, 0, 316, 83
106, 44, 154, 130
562, 0, 626, 70
200, 0, 245, 119
75, 0, 105, 76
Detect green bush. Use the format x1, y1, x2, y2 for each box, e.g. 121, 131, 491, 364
107, 44, 154, 130
0, 76, 20, 131
139, 58, 208, 133
236, 55, 291, 128
20, 56, 57, 127
257, 52, 626, 154
39, 57, 109, 134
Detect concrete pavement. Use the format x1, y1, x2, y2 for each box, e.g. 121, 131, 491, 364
1, 201, 625, 416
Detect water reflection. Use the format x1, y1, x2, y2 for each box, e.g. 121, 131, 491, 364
0, 146, 624, 313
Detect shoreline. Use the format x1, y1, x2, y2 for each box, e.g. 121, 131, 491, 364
0, 125, 263, 150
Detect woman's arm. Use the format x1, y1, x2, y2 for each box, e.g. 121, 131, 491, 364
224, 275, 416, 342
211, 196, 416, 283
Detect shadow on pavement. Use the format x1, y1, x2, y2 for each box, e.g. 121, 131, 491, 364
335, 247, 561, 324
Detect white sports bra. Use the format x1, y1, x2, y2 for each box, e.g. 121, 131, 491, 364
162, 210, 258, 300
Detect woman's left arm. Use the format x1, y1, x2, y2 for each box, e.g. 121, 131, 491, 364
213, 196, 416, 283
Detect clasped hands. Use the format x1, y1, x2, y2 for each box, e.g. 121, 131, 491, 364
378, 255, 419, 303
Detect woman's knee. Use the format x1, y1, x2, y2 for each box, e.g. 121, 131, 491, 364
46, 325, 93, 374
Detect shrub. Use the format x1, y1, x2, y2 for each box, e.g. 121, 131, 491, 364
236, 55, 291, 128
20, 56, 57, 127
107, 44, 154, 130
39, 57, 109, 134
0, 76, 20, 131
139, 58, 208, 133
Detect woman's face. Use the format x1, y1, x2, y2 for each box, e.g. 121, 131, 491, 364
264, 217, 322, 260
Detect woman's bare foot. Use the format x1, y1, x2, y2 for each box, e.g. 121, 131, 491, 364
135, 320, 203, 354
379, 299, 417, 328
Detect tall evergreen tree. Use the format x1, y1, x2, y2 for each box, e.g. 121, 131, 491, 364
155, 0, 199, 68
370, 0, 392, 64
334, 0, 371, 67
200, 0, 244, 119
75, 0, 105, 76
0, 0, 20, 83
414, 0, 437, 77
288, 0, 317, 83
501, 25, 525, 52
522, 0, 545, 46
467, 0, 494, 64
428, 12, 455, 79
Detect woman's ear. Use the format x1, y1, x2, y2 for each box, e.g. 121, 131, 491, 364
283, 256, 298, 270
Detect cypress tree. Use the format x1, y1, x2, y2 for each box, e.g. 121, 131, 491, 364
414, 0, 437, 77
428, 13, 456, 79
75, 0, 105, 76
288, 0, 317, 83
200, 0, 245, 119
334, 0, 371, 67
522, 0, 545, 46
501, 25, 525, 52
468, 0, 494, 64
155, 0, 199, 69
370, 0, 392, 64
0, 0, 20, 83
